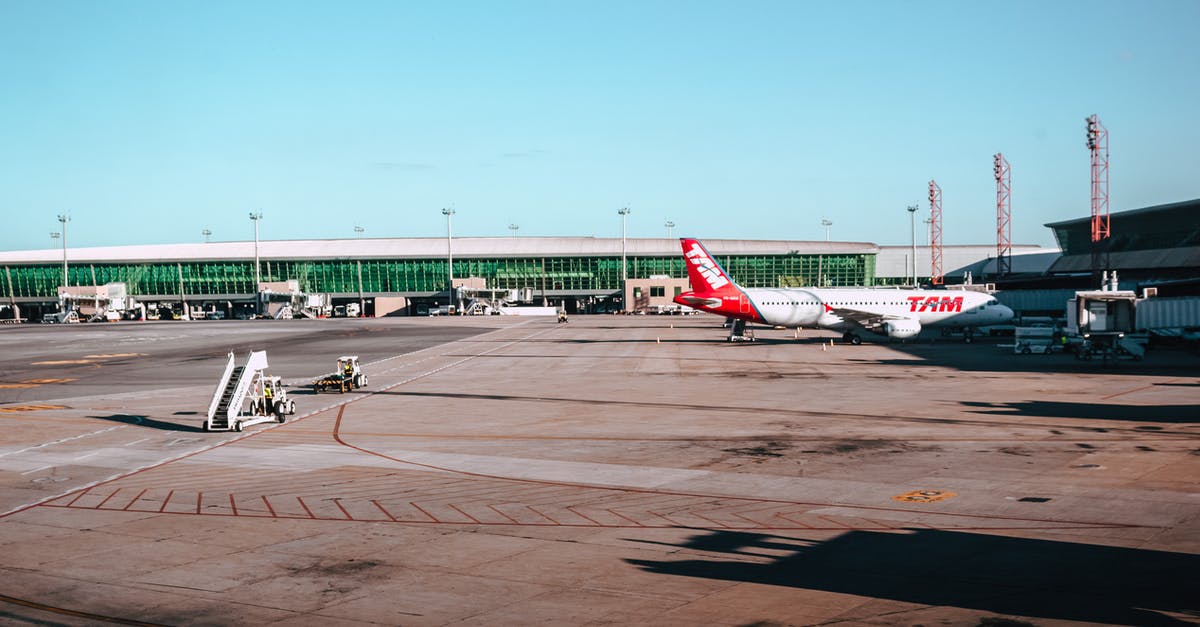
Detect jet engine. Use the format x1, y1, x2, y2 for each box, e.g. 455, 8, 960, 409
882, 319, 922, 339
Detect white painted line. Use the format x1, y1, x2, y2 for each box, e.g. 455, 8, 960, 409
0, 321, 550, 520
74, 451, 100, 461
0, 425, 126, 459
20, 465, 53, 475
126, 437, 151, 446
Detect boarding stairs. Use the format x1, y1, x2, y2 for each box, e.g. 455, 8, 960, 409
204, 351, 273, 431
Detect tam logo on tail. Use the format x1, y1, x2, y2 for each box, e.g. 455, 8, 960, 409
684, 241, 731, 291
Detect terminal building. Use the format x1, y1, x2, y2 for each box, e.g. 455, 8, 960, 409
1, 198, 1196, 321
0, 236, 1043, 320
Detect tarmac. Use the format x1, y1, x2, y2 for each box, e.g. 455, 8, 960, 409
0, 316, 1197, 626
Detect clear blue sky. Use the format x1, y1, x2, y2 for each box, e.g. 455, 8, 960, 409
2, 0, 1197, 251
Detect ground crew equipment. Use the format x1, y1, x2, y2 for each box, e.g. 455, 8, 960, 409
312, 355, 368, 393
204, 350, 296, 431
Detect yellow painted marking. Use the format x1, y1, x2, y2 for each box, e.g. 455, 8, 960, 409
32, 360, 95, 365
892, 489, 957, 503
0, 404, 67, 413
82, 353, 145, 359
24, 378, 76, 384
0, 383, 39, 389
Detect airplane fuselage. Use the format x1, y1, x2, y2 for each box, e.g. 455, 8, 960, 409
735, 287, 1011, 330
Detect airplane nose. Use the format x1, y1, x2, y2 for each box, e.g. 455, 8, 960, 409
999, 305, 1014, 321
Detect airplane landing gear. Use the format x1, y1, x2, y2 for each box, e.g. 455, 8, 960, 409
843, 332, 862, 345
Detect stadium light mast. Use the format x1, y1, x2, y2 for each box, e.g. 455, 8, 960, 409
57, 214, 70, 287
618, 207, 631, 281
1087, 114, 1110, 288
249, 211, 262, 287
994, 153, 1012, 277
928, 180, 943, 285
906, 205, 919, 286
442, 207, 455, 292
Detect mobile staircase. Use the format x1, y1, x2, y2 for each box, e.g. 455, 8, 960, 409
204, 350, 277, 432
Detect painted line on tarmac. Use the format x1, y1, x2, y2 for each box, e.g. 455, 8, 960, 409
0, 321, 553, 520
0, 425, 126, 459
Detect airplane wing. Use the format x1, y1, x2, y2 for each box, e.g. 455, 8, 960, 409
823, 305, 914, 334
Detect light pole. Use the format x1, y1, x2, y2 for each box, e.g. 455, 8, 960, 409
202, 228, 211, 243
509, 223, 519, 237
664, 220, 674, 238
906, 205, 919, 286
618, 207, 631, 282
354, 225, 364, 238
57, 214, 70, 286
249, 211, 262, 287
442, 207, 455, 293
923, 217, 932, 246
821, 218, 832, 242
50, 231, 60, 248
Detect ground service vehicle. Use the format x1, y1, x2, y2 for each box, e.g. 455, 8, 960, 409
251, 376, 297, 420
313, 356, 368, 393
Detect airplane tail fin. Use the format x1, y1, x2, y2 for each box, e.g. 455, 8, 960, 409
679, 238, 740, 296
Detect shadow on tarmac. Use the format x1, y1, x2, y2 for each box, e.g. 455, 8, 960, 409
961, 400, 1199, 423
834, 336, 1200, 375
625, 528, 1199, 626
376, 390, 1197, 436
87, 414, 206, 432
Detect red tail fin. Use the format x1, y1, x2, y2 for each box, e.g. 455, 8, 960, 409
680, 238, 740, 296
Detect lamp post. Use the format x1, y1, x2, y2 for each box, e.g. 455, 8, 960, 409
509, 223, 519, 237
57, 214, 70, 287
924, 217, 932, 246
821, 218, 832, 242
618, 207, 631, 282
442, 207, 455, 293
664, 220, 674, 238
50, 231, 60, 248
354, 225, 364, 238
202, 228, 212, 243
249, 211, 262, 287
906, 205, 919, 286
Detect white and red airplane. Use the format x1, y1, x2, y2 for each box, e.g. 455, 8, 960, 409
673, 238, 1014, 344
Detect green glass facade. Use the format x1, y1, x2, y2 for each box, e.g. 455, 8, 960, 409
3, 253, 875, 299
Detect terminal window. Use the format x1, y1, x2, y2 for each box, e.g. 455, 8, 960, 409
650, 286, 665, 297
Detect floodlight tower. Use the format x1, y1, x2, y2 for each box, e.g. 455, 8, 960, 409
618, 207, 631, 281
57, 214, 70, 287
994, 153, 1012, 277
1087, 114, 1110, 288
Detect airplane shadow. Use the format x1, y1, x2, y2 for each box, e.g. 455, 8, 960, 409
87, 414, 206, 432
961, 400, 1200, 423
847, 349, 1200, 377
625, 528, 1198, 625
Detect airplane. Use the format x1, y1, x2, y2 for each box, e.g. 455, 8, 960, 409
672, 238, 1014, 344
